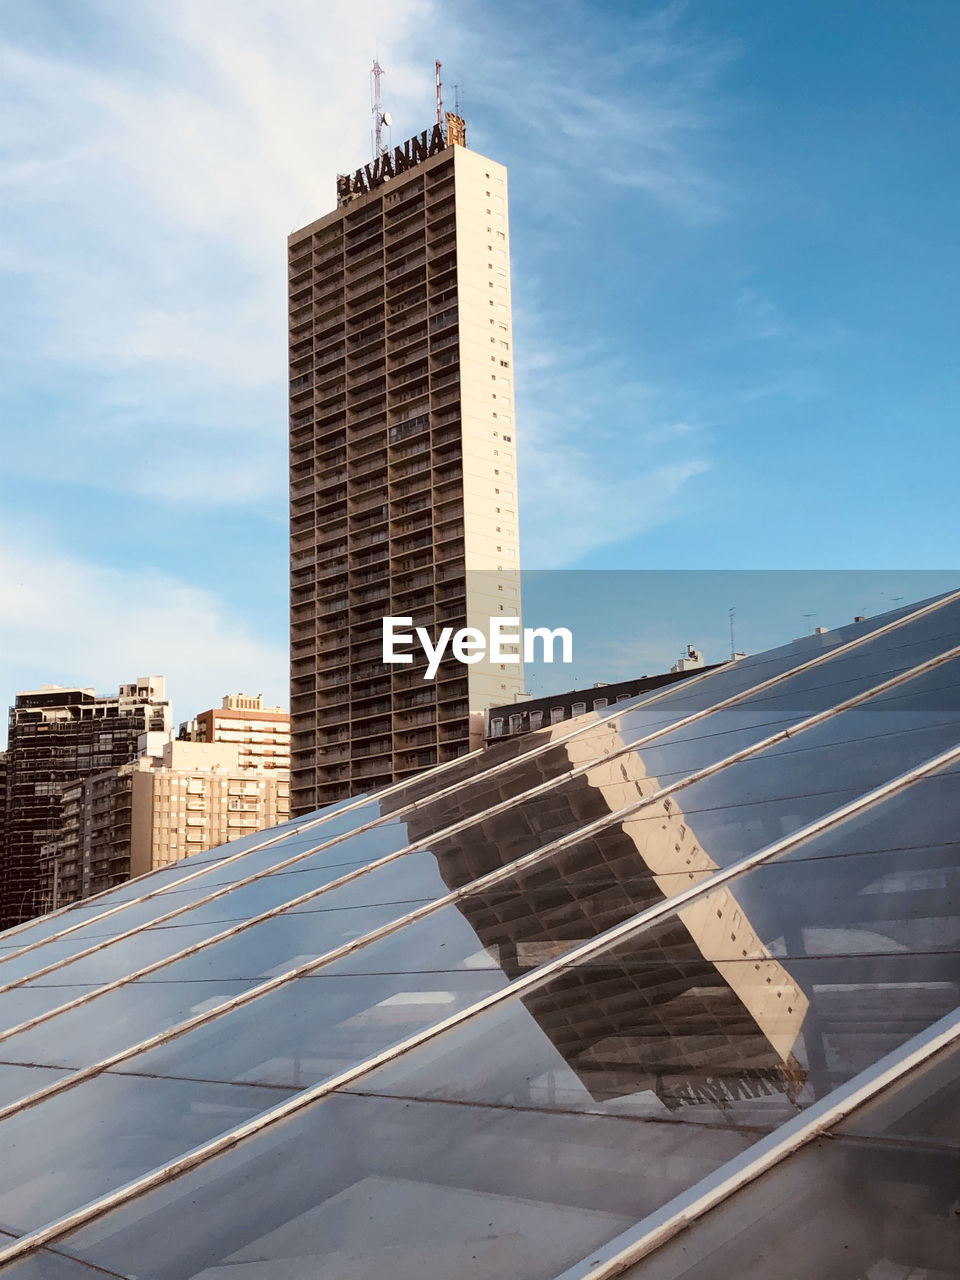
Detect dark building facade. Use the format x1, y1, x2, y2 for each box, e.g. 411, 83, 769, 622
288, 121, 524, 817
0, 678, 170, 928
485, 666, 720, 744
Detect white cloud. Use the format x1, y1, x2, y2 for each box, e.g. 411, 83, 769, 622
0, 0, 437, 501
0, 529, 288, 743
514, 324, 711, 567
521, 437, 709, 568
456, 1, 739, 225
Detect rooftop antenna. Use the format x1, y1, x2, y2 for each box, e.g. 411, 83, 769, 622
453, 81, 463, 116
728, 607, 736, 660
435, 59, 443, 126
371, 57, 392, 160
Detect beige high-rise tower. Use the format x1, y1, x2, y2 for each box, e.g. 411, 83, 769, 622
289, 115, 524, 815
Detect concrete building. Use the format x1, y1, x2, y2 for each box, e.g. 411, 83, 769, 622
179, 694, 290, 772
0, 752, 6, 898
485, 664, 721, 745
289, 112, 524, 815
1, 678, 171, 927
671, 644, 706, 673
54, 738, 290, 906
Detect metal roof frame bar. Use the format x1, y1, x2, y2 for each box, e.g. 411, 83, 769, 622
0, 641, 957, 1055
2, 598, 957, 999
2, 589, 954, 959
555, 1006, 960, 1280
0, 739, 956, 1265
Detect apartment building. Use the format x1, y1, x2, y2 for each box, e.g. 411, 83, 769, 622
289, 115, 524, 815
179, 693, 290, 772
1, 678, 171, 927
54, 739, 290, 906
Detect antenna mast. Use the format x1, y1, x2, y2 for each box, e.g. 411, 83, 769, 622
435, 59, 443, 125
371, 58, 391, 160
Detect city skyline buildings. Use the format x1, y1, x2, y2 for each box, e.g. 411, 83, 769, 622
288, 115, 525, 813
0, 682, 290, 924
0, 677, 171, 927
53, 737, 290, 906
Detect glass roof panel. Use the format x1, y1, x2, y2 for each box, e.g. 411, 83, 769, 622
603, 595, 960, 734
0, 1074, 294, 1236
0, 1250, 118, 1279
353, 770, 960, 1125
609, 1046, 960, 1280
837, 1039, 960, 1143
113, 966, 507, 1090
0, 593, 956, 1279
42, 1094, 758, 1280
0, 980, 259, 1081
0, 985, 101, 1031
4, 604, 951, 996
0, 885, 445, 1071
0, 1064, 71, 1110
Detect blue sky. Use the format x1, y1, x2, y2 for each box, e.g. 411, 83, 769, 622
1, 0, 958, 732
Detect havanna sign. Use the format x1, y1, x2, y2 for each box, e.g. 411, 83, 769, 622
337, 123, 446, 207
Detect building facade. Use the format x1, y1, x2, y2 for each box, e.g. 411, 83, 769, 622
179, 693, 291, 772
289, 117, 524, 815
1, 678, 171, 927
485, 665, 720, 744
54, 738, 290, 906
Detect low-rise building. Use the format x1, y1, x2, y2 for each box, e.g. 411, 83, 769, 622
179, 694, 290, 773
485, 661, 720, 745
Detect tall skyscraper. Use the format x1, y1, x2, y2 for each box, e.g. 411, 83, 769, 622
289, 113, 524, 815
1, 677, 171, 927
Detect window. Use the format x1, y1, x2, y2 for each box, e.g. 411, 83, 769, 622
550, 707, 565, 725
571, 702, 587, 717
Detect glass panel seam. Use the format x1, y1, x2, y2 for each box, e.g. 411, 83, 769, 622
551, 1006, 960, 1280
1, 645, 957, 1052
0, 743, 954, 1261
5, 588, 952, 959
7, 624, 956, 1008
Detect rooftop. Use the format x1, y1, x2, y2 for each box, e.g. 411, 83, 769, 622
0, 589, 957, 1277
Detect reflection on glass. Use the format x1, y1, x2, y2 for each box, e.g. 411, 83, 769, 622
580, 1038, 960, 1280
363, 772, 960, 1127
0, 1074, 294, 1235
50, 1095, 756, 1280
